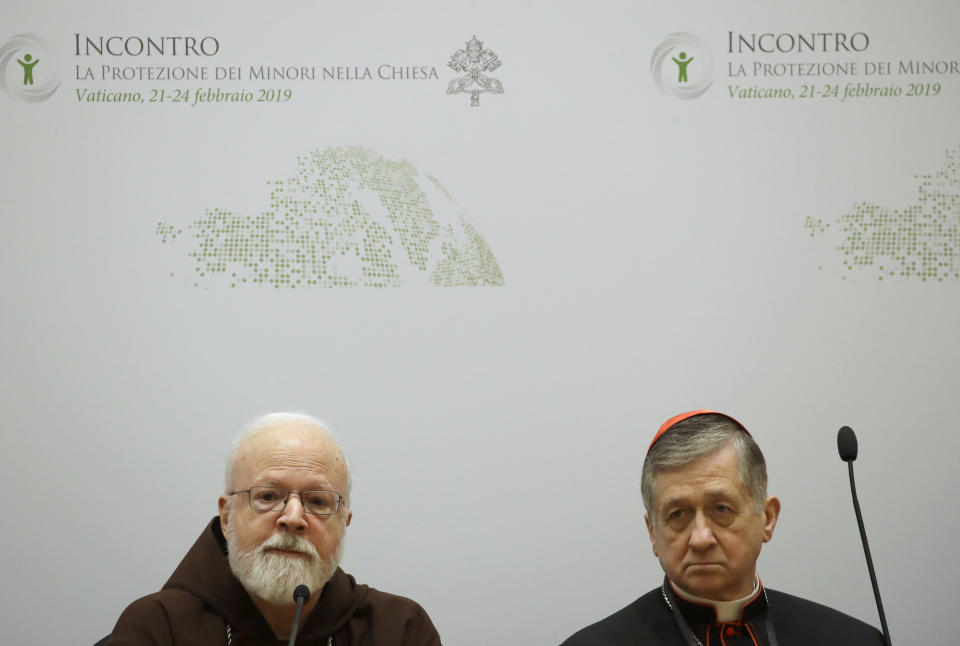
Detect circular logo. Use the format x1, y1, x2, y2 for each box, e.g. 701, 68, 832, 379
0, 33, 61, 102
650, 33, 713, 100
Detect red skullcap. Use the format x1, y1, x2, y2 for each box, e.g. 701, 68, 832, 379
648, 409, 750, 452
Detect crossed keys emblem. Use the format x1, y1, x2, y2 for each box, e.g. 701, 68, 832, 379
446, 36, 503, 106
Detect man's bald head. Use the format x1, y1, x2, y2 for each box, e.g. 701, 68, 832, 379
225, 412, 352, 505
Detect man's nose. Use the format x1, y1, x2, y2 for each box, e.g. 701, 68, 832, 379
688, 511, 717, 550
276, 493, 308, 532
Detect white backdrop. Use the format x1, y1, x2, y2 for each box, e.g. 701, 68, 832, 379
2, 1, 959, 644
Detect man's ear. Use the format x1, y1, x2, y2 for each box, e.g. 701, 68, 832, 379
761, 495, 781, 543
218, 494, 230, 531
645, 513, 659, 557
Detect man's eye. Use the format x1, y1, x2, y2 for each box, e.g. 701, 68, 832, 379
306, 494, 331, 508
668, 509, 684, 519
255, 491, 280, 503
711, 504, 737, 526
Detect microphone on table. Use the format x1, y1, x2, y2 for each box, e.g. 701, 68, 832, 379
837, 425, 892, 646
288, 584, 311, 646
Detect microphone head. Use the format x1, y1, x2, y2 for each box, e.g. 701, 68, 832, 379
837, 425, 858, 462
293, 584, 311, 604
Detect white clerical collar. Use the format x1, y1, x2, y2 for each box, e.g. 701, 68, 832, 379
669, 577, 761, 623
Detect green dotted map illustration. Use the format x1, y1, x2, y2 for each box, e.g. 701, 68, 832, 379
157, 146, 504, 288
805, 146, 960, 282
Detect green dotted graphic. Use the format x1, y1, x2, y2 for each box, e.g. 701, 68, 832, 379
805, 146, 960, 282
157, 146, 505, 288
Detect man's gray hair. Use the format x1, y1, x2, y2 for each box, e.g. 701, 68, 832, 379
224, 411, 352, 506
641, 413, 767, 516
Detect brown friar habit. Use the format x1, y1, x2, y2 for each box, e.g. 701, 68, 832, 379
108, 518, 442, 646
560, 578, 884, 646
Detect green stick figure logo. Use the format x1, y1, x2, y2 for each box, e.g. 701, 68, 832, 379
672, 51, 693, 83
0, 33, 60, 102
18, 53, 39, 85
651, 33, 712, 99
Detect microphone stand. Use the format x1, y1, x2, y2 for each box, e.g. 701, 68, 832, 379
288, 584, 311, 646
838, 426, 892, 646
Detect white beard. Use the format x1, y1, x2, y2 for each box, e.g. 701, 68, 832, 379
225, 520, 344, 605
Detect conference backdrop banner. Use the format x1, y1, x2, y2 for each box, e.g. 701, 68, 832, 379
2, 2, 958, 644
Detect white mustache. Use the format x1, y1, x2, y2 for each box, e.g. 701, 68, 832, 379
257, 533, 319, 559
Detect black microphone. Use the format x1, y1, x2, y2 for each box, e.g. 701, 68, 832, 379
837, 425, 858, 461
288, 584, 311, 646
837, 426, 892, 646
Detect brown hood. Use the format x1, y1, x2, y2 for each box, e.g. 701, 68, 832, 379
162, 517, 368, 643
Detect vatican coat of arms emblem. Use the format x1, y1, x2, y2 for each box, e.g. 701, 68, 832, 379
446, 36, 503, 106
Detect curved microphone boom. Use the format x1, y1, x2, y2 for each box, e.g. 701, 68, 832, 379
837, 426, 892, 646
288, 584, 311, 646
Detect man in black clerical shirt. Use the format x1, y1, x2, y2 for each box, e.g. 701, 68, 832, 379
560, 410, 884, 646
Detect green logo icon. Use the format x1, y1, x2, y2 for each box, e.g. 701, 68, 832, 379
159, 146, 505, 288
17, 52, 39, 85
651, 33, 713, 99
0, 33, 60, 101
672, 51, 693, 83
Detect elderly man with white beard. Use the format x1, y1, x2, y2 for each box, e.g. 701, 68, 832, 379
108, 413, 442, 645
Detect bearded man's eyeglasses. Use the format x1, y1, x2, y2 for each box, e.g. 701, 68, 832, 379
228, 486, 344, 515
